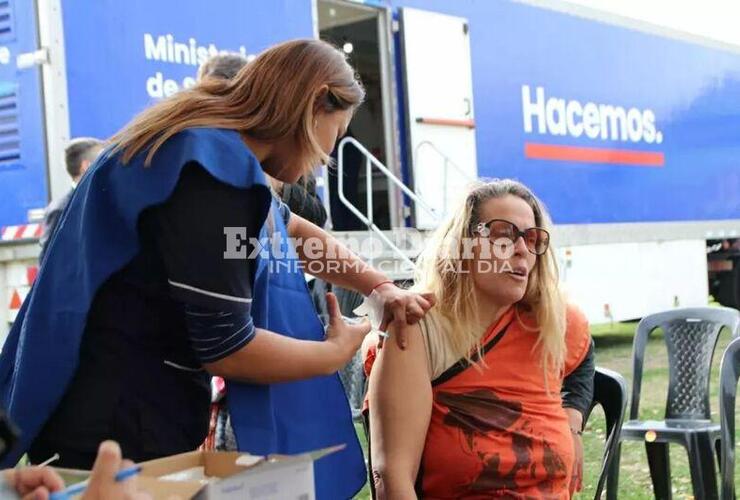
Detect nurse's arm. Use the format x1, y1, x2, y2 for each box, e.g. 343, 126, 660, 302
287, 213, 386, 295
368, 322, 432, 500
287, 214, 436, 346
203, 293, 370, 383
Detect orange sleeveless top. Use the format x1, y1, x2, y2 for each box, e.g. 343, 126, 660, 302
365, 304, 591, 499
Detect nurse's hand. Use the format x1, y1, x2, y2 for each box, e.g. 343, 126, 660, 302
374, 283, 435, 350
82, 441, 150, 500
325, 292, 371, 369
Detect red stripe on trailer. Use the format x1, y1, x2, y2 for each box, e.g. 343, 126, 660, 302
22, 225, 38, 239
524, 142, 665, 167
0, 224, 43, 241
1, 226, 18, 240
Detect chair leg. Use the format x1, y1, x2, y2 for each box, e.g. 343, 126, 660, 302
685, 434, 719, 500
714, 436, 735, 500
714, 436, 723, 475
606, 441, 621, 500
645, 442, 672, 500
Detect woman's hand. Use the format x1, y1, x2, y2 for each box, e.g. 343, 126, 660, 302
570, 432, 584, 495
374, 283, 435, 349
566, 408, 584, 495
324, 292, 371, 370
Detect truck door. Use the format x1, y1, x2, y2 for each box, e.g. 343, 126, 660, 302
399, 7, 477, 229
0, 0, 49, 231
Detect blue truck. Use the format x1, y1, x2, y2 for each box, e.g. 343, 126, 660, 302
1, 0, 739, 341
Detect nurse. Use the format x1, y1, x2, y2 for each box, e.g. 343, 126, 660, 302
0, 39, 432, 499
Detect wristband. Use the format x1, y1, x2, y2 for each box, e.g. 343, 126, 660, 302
370, 280, 394, 293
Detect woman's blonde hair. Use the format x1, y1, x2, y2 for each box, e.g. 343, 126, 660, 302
109, 39, 365, 173
413, 179, 566, 377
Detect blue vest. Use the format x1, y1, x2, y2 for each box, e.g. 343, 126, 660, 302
229, 197, 367, 499
0, 128, 365, 498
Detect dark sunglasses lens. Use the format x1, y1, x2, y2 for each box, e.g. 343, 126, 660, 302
488, 220, 516, 239
524, 229, 549, 254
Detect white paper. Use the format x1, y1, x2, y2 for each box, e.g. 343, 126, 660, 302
159, 466, 208, 482
235, 454, 265, 467
352, 290, 385, 331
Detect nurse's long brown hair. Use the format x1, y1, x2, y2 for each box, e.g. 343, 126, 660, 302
109, 39, 364, 174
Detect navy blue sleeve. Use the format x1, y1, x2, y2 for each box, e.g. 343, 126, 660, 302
150, 163, 271, 363
184, 305, 257, 363
561, 339, 596, 424
152, 163, 270, 313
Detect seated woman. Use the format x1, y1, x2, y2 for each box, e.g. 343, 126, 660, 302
364, 179, 594, 499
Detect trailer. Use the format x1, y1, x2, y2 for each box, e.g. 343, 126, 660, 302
1, 0, 739, 343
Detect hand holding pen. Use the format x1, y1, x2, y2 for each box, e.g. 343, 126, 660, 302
72, 441, 149, 500
29, 441, 149, 500
4, 441, 147, 500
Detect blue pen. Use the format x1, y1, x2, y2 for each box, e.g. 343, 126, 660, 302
50, 465, 142, 499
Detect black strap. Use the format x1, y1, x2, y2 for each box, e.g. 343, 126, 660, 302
431, 319, 514, 387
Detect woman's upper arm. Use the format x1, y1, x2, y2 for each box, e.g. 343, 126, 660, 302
368, 321, 432, 492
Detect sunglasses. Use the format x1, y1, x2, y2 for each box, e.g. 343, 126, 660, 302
475, 219, 550, 255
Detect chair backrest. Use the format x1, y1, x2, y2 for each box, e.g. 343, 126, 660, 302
719, 335, 740, 500
338, 349, 366, 419
629, 307, 740, 420
588, 367, 628, 500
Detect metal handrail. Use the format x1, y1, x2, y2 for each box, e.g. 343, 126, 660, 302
336, 137, 440, 270
413, 140, 475, 214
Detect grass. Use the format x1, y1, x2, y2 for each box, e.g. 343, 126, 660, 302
353, 320, 736, 499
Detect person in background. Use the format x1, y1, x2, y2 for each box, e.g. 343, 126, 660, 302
198, 52, 327, 228
364, 179, 594, 498
40, 138, 104, 261
196, 52, 249, 81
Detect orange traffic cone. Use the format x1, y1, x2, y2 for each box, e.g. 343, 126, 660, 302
9, 290, 21, 310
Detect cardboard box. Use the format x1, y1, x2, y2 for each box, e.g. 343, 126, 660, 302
136, 445, 344, 500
